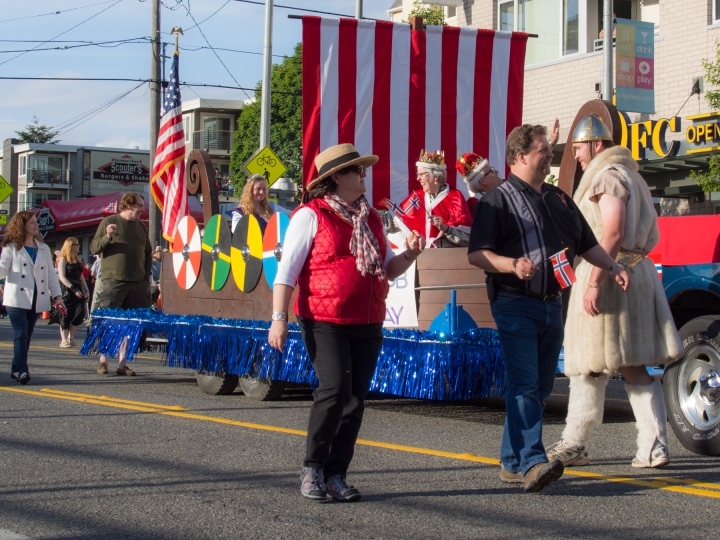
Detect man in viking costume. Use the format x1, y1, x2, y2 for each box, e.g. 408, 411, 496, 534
547, 115, 683, 469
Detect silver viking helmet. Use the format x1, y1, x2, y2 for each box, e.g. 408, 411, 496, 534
571, 114, 614, 143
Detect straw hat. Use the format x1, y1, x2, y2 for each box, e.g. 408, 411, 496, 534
306, 143, 378, 190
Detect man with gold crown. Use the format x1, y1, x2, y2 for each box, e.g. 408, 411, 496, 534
387, 150, 473, 248
547, 114, 683, 469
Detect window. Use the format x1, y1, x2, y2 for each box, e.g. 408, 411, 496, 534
716, 0, 720, 22
499, 0, 514, 31
500, 0, 561, 64
563, 0, 579, 55
183, 116, 191, 142
202, 116, 232, 151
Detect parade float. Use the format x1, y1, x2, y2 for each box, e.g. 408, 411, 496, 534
82, 16, 527, 403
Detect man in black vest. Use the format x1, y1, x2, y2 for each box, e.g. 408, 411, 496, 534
468, 124, 630, 492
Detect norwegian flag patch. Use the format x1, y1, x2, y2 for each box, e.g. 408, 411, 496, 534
550, 249, 577, 289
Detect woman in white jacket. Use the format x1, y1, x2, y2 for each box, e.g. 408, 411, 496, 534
0, 211, 64, 384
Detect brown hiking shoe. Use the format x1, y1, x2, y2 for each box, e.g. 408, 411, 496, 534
499, 467, 523, 484
523, 460, 564, 493
96, 363, 108, 375
116, 366, 136, 376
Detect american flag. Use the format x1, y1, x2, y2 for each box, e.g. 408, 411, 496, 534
550, 249, 577, 289
151, 52, 187, 242
302, 17, 528, 207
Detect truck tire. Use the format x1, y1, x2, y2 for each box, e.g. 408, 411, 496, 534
195, 371, 239, 395
239, 376, 286, 401
664, 316, 720, 456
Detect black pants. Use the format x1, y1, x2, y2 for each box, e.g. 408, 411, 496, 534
298, 316, 384, 479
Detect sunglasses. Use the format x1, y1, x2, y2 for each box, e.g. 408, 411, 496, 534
482, 167, 498, 179
338, 164, 365, 176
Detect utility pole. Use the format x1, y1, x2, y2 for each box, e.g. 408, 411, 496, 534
161, 42, 169, 105
602, 0, 613, 102
149, 0, 162, 248
355, 0, 363, 19
259, 0, 273, 149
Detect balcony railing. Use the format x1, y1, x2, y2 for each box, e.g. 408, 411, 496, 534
192, 130, 232, 152
27, 168, 70, 187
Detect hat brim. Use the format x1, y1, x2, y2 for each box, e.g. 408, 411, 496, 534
306, 154, 379, 190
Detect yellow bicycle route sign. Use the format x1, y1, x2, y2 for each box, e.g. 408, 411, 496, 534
242, 146, 287, 188
0, 174, 15, 205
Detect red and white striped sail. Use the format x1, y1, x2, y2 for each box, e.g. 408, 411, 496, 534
302, 17, 528, 207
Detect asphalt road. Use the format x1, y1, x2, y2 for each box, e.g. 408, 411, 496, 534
0, 319, 718, 540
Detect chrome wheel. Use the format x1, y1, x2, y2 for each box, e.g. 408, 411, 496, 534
678, 344, 720, 430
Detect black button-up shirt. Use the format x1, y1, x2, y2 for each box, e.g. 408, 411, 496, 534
468, 173, 598, 296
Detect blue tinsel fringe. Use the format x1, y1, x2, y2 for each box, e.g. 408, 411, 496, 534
81, 308, 505, 400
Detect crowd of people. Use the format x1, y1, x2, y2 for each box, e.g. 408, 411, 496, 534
1, 115, 682, 501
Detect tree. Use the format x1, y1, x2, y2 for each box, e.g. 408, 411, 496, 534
691, 39, 720, 193
230, 42, 302, 195
402, 0, 447, 26
15, 116, 60, 144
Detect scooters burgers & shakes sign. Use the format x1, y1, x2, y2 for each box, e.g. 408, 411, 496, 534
91, 151, 150, 186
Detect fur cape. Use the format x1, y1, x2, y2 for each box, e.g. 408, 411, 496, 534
563, 146, 683, 376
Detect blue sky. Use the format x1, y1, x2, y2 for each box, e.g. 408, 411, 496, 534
0, 0, 392, 149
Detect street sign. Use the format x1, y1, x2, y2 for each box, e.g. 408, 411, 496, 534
0, 174, 14, 205
37, 208, 56, 238
0, 215, 6, 225
615, 18, 655, 114
242, 146, 287, 187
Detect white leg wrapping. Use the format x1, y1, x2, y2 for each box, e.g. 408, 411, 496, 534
625, 377, 668, 465
561, 375, 609, 446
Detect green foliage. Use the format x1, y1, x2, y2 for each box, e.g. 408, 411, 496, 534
402, 0, 447, 26
545, 174, 557, 185
15, 116, 59, 144
702, 39, 720, 110
689, 155, 720, 193
230, 42, 302, 196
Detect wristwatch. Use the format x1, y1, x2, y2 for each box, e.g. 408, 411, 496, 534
271, 311, 287, 321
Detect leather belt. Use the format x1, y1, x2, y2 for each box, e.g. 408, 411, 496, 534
496, 284, 562, 302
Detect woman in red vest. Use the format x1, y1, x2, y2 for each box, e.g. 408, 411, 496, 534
268, 143, 425, 502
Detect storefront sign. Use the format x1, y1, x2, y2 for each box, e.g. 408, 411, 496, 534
616, 19, 656, 114
618, 112, 680, 160
618, 111, 720, 160
37, 208, 56, 237
91, 151, 150, 186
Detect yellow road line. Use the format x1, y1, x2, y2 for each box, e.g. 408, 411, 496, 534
40, 388, 187, 410
1, 386, 719, 499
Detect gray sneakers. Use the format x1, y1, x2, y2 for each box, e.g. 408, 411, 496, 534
300, 467, 327, 500
546, 440, 590, 467
632, 439, 669, 468
325, 475, 361, 502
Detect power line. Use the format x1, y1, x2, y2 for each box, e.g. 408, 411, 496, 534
0, 38, 150, 54
232, 0, 372, 19
0, 76, 301, 95
184, 0, 232, 32
0, 0, 118, 24
0, 0, 125, 67
179, 3, 252, 99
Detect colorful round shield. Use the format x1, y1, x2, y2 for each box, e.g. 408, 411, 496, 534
201, 214, 231, 290
172, 216, 202, 290
262, 212, 290, 290
231, 214, 263, 292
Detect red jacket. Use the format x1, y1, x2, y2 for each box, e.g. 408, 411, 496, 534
294, 198, 389, 324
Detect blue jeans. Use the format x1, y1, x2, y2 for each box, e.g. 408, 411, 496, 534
7, 305, 40, 375
490, 290, 564, 475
